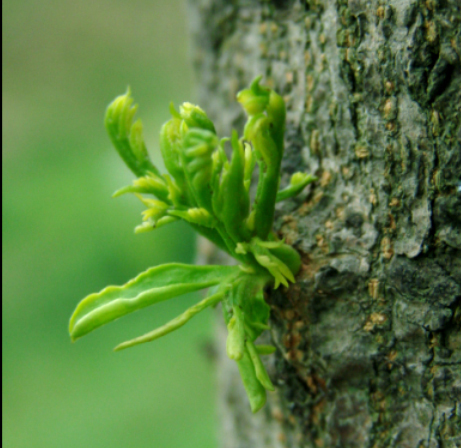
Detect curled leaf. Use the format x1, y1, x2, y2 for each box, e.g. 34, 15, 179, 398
136, 195, 170, 221
236, 76, 270, 116
114, 289, 225, 351
168, 208, 217, 228
213, 131, 250, 242
181, 129, 218, 212
159, 118, 189, 196
134, 216, 178, 234
105, 89, 160, 177
69, 264, 238, 341
179, 102, 216, 134
276, 172, 317, 202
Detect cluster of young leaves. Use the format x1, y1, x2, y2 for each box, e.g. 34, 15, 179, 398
69, 77, 316, 413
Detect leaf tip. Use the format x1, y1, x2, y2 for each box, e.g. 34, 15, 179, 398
250, 393, 266, 414
112, 189, 125, 198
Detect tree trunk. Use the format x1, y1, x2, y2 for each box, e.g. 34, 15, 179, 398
188, 0, 461, 446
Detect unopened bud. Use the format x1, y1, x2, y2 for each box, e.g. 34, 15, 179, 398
237, 76, 270, 116
179, 102, 216, 133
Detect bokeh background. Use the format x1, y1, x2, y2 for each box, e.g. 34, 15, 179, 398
3, 1, 219, 447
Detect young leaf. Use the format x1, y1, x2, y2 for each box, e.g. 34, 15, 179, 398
112, 173, 170, 203
243, 114, 280, 167
236, 76, 270, 116
238, 79, 287, 241
134, 216, 178, 234
159, 118, 189, 198
243, 115, 281, 240
168, 208, 217, 228
240, 288, 271, 341
243, 142, 256, 192
69, 264, 238, 341
226, 305, 246, 361
105, 89, 160, 178
137, 195, 170, 222
276, 172, 317, 202
179, 102, 216, 134
181, 128, 217, 212
226, 273, 271, 342
114, 289, 225, 351
266, 89, 286, 150
213, 131, 250, 242
246, 339, 275, 391
236, 348, 267, 413
255, 345, 276, 355
267, 243, 301, 278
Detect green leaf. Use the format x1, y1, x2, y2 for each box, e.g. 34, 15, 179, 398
114, 289, 225, 351
226, 305, 246, 361
243, 114, 280, 167
246, 339, 275, 391
255, 345, 276, 355
159, 118, 189, 198
267, 244, 301, 277
181, 128, 218, 212
179, 102, 216, 134
236, 348, 267, 413
168, 208, 217, 228
224, 273, 271, 342
163, 174, 188, 207
69, 264, 238, 342
266, 89, 286, 150
112, 173, 170, 203
244, 238, 297, 289
238, 78, 287, 241
243, 115, 281, 240
276, 172, 317, 202
236, 76, 270, 116
253, 254, 291, 289
105, 89, 160, 178
134, 216, 178, 234
136, 195, 170, 222
213, 131, 250, 242
241, 288, 271, 341
243, 142, 256, 192
112, 185, 146, 198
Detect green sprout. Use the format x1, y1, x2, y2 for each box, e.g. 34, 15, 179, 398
69, 77, 316, 413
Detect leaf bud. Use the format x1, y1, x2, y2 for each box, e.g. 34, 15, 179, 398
105, 88, 160, 177
168, 208, 217, 228
237, 76, 270, 116
179, 102, 216, 134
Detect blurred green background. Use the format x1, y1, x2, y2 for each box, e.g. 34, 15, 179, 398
3, 1, 219, 447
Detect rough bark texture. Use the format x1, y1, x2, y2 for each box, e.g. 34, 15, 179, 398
188, 0, 461, 447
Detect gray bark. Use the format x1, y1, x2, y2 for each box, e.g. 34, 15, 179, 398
188, 0, 461, 447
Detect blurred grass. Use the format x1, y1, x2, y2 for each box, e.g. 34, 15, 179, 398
3, 1, 218, 447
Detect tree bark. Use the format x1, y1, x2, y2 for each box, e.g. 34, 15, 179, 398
188, 0, 461, 446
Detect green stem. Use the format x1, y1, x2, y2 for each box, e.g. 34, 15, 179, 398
253, 164, 280, 240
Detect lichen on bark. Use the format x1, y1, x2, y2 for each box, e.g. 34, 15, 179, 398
188, 0, 461, 446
